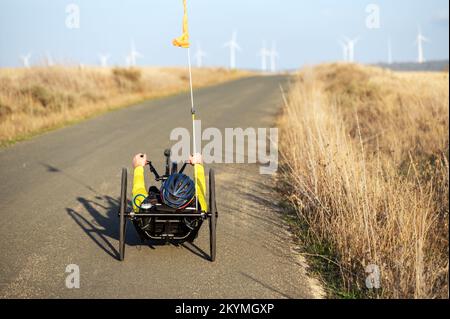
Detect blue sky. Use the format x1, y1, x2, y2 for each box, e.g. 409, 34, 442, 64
0, 0, 448, 69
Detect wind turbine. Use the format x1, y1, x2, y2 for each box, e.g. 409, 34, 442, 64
194, 43, 207, 68
388, 37, 393, 65
415, 27, 429, 64
224, 31, 242, 70
269, 42, 279, 73
343, 37, 359, 63
98, 53, 110, 67
20, 53, 32, 68
45, 52, 54, 67
127, 40, 143, 67
125, 55, 132, 67
258, 42, 270, 72
338, 40, 349, 62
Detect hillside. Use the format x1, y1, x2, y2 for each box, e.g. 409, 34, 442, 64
279, 63, 449, 298
377, 60, 449, 72
0, 67, 250, 146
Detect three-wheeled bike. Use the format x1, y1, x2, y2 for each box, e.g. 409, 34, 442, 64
118, 149, 218, 262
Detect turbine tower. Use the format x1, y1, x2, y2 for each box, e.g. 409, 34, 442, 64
415, 27, 429, 64
20, 53, 32, 68
338, 40, 349, 62
258, 42, 270, 72
194, 43, 207, 68
343, 37, 359, 63
45, 52, 54, 67
127, 40, 143, 67
224, 31, 242, 70
98, 54, 110, 67
269, 42, 279, 73
388, 37, 393, 65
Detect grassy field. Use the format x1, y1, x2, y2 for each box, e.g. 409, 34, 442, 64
279, 64, 449, 298
0, 66, 250, 146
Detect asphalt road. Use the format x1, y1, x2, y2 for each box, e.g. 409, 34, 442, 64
0, 76, 321, 298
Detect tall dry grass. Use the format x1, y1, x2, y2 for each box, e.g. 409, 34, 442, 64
279, 64, 449, 298
0, 66, 249, 145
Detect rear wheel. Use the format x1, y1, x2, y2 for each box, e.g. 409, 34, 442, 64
209, 169, 217, 262
119, 168, 127, 261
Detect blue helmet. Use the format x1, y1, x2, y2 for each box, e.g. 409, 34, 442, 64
160, 173, 195, 209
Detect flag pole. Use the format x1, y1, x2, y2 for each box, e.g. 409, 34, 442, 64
174, 0, 199, 212
187, 48, 199, 212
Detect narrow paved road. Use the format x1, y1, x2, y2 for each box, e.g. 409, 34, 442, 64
0, 76, 321, 298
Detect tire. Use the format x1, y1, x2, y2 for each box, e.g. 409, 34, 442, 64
119, 168, 128, 261
209, 169, 217, 262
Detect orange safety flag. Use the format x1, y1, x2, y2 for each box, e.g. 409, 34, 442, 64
172, 0, 190, 48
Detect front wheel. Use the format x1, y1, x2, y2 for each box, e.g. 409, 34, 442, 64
119, 168, 128, 261
209, 169, 217, 262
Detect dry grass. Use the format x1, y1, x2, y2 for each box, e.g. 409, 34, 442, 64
0, 66, 250, 145
279, 63, 449, 298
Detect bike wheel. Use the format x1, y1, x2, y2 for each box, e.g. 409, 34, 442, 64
209, 169, 217, 262
119, 168, 127, 261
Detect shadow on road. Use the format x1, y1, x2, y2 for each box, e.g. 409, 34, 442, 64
40, 162, 98, 194
240, 272, 293, 299
181, 242, 210, 261
67, 195, 141, 260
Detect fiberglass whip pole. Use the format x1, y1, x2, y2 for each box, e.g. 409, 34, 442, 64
173, 0, 200, 212
187, 47, 199, 212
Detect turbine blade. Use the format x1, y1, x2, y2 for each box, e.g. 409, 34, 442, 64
232, 31, 238, 42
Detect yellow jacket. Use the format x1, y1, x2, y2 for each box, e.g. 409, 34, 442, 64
132, 164, 208, 212
132, 166, 148, 212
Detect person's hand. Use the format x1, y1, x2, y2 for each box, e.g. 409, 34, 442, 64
133, 153, 147, 168
189, 153, 203, 165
